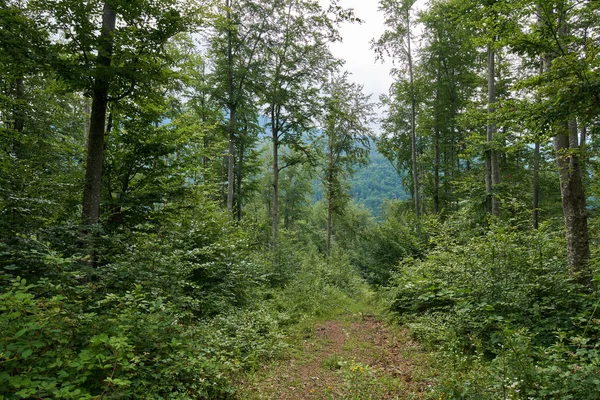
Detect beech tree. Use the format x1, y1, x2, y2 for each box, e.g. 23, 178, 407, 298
33, 0, 201, 226
526, 0, 598, 285
209, 0, 274, 215
321, 73, 373, 257
258, 0, 346, 248
372, 0, 420, 217
418, 0, 478, 214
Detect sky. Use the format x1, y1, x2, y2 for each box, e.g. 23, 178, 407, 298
320, 0, 427, 134
322, 0, 395, 114
317, 0, 419, 202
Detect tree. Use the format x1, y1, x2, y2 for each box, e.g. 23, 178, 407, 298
258, 0, 345, 249
512, 0, 599, 286
209, 0, 274, 215
34, 0, 200, 226
0, 1, 85, 239
372, 0, 420, 216
321, 74, 374, 256
418, 0, 479, 214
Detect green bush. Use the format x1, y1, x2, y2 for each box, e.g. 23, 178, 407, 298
0, 274, 291, 399
357, 202, 427, 286
383, 217, 600, 399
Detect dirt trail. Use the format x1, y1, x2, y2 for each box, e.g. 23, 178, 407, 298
238, 314, 432, 399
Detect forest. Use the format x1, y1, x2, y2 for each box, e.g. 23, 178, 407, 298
1, 0, 599, 398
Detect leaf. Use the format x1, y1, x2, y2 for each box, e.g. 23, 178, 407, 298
20, 349, 33, 359
14, 328, 27, 338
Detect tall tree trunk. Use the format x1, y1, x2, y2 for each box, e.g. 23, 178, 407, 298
221, 155, 227, 205
327, 190, 333, 258
82, 2, 116, 226
271, 107, 279, 250
554, 120, 591, 286
433, 87, 440, 215
83, 97, 91, 145
579, 122, 588, 186
546, 4, 592, 287
407, 9, 419, 217
532, 140, 540, 229
227, 106, 236, 214
200, 63, 210, 170
326, 147, 334, 258
486, 46, 500, 216
236, 117, 246, 221
226, 0, 235, 214
533, 51, 543, 230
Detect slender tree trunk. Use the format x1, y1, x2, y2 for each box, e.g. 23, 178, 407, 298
533, 51, 543, 230
200, 63, 210, 170
433, 87, 440, 215
326, 146, 334, 258
421, 163, 426, 215
407, 10, 419, 217
82, 2, 116, 226
221, 155, 227, 205
271, 107, 279, 249
554, 120, 591, 286
327, 190, 333, 258
579, 122, 588, 185
226, 0, 236, 214
486, 46, 500, 216
227, 106, 236, 214
236, 117, 246, 221
533, 140, 540, 229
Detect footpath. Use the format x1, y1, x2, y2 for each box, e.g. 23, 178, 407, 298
238, 311, 434, 399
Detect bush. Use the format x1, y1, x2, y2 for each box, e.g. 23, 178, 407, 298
357, 202, 428, 286
383, 217, 600, 399
0, 274, 290, 399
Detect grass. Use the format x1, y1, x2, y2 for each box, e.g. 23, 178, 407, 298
235, 290, 437, 400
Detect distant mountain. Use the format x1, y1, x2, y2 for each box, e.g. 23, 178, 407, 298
349, 145, 409, 216
312, 144, 409, 217
254, 114, 408, 216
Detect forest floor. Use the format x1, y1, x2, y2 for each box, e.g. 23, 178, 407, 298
237, 310, 436, 399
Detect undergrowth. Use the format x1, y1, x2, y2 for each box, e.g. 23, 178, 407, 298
381, 215, 600, 399
0, 220, 371, 399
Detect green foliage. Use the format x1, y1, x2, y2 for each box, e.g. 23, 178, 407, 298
267, 238, 370, 324
0, 274, 286, 399
356, 201, 427, 286
348, 145, 410, 216
0, 222, 290, 399
383, 216, 600, 399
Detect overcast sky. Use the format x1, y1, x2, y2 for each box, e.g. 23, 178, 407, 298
319, 0, 428, 134
323, 0, 395, 109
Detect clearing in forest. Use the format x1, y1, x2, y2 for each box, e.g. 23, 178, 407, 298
238, 312, 434, 399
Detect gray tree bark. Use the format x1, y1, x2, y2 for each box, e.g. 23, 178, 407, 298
406, 9, 419, 217
433, 86, 440, 215
532, 140, 540, 229
486, 46, 500, 216
271, 106, 279, 250
82, 2, 116, 226
554, 120, 591, 286
226, 0, 236, 214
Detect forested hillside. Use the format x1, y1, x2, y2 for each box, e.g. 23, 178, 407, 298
313, 144, 409, 216
1, 0, 599, 399
349, 145, 410, 216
